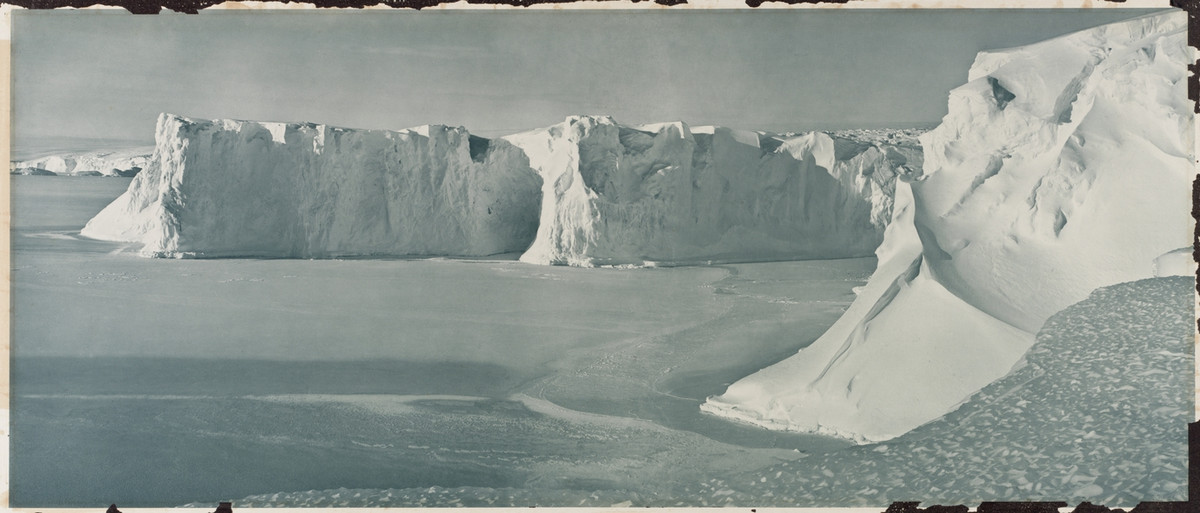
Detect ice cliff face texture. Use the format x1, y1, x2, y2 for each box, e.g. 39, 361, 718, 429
84, 113, 915, 263
505, 116, 916, 266
703, 11, 1193, 443
82, 114, 542, 258
12, 147, 152, 176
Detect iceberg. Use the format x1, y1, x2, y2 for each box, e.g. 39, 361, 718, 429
11, 167, 58, 176
81, 114, 543, 258
702, 10, 1193, 443
506, 116, 918, 266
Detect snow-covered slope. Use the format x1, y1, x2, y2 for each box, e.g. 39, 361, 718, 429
12, 147, 153, 176
82, 114, 542, 258
505, 116, 917, 266
703, 10, 1193, 443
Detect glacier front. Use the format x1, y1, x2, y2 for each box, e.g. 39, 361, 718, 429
83, 112, 919, 264
506, 117, 917, 266
702, 10, 1194, 443
82, 114, 543, 258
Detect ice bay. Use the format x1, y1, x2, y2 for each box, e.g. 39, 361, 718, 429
11, 176, 865, 506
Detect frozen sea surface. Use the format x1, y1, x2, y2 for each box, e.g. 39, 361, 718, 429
11, 176, 860, 506
10, 176, 1191, 507
178, 277, 1193, 509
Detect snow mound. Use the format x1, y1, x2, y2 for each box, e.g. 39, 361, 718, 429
1152, 247, 1194, 277
505, 116, 918, 266
703, 10, 1193, 443
81, 113, 542, 258
709, 277, 1192, 506
11, 147, 153, 177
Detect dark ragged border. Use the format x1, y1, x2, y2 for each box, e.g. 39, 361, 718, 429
5, 0, 1182, 13
5, 0, 1199, 512
4, 0, 687, 14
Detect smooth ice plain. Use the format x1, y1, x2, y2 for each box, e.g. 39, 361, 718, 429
12, 176, 864, 506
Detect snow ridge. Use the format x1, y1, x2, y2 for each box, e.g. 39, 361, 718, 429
81, 113, 543, 258
702, 10, 1193, 443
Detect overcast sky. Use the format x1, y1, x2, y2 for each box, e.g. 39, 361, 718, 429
13, 8, 1166, 148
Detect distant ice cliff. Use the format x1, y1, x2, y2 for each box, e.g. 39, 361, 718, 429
82, 114, 917, 263
82, 114, 543, 258
12, 147, 152, 177
505, 116, 917, 266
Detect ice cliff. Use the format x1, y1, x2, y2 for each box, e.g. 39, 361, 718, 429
84, 112, 916, 262
702, 10, 1194, 443
82, 114, 543, 258
505, 117, 917, 266
12, 147, 153, 176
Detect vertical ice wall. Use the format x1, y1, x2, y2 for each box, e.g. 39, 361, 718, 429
88, 113, 915, 264
505, 116, 916, 266
82, 114, 543, 258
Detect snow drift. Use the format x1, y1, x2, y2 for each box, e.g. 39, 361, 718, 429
703, 10, 1194, 443
12, 147, 153, 177
505, 117, 917, 266
82, 114, 542, 258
